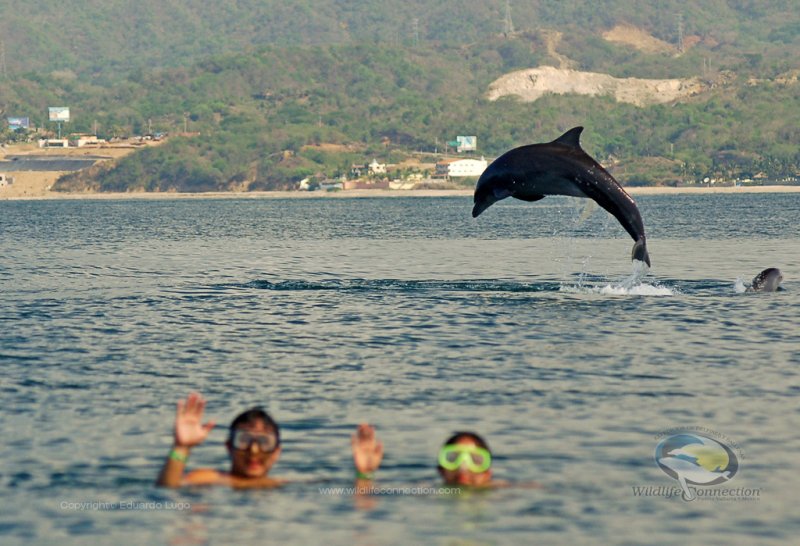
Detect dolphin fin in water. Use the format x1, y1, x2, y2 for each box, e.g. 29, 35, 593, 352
747, 267, 783, 292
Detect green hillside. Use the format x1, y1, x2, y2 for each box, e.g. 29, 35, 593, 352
0, 1, 798, 191
2, 1, 798, 76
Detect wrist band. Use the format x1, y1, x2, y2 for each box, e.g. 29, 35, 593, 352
169, 449, 188, 463
355, 470, 374, 480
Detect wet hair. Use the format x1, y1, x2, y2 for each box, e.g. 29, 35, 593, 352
441, 431, 491, 454
228, 407, 280, 446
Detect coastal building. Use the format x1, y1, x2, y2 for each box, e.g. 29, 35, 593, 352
70, 134, 107, 147
368, 159, 386, 175
351, 160, 388, 178
319, 180, 344, 191
38, 138, 69, 148
435, 157, 488, 178
299, 177, 347, 191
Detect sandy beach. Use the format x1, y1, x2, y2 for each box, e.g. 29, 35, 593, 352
4, 185, 800, 201
0, 142, 149, 199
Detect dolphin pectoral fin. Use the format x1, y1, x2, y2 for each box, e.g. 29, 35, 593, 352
632, 238, 650, 267
514, 193, 545, 202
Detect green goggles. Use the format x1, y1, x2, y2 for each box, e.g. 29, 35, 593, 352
438, 444, 492, 473
230, 430, 279, 452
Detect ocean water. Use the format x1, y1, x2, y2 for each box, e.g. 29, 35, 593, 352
1, 194, 799, 545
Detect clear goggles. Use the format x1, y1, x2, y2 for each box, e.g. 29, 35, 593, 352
230, 430, 279, 452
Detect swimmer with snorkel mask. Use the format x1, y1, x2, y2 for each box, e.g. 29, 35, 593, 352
437, 431, 496, 487
352, 424, 539, 489
157, 393, 383, 488
156, 393, 534, 491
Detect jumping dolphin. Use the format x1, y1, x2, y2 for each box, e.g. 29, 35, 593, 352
747, 267, 783, 292
472, 127, 651, 267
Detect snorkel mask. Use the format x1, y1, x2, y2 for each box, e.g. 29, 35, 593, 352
438, 444, 492, 473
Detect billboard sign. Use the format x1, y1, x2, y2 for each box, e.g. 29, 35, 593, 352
456, 135, 477, 152
7, 117, 30, 130
48, 107, 70, 122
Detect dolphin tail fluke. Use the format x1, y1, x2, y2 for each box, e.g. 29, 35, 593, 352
632, 238, 650, 268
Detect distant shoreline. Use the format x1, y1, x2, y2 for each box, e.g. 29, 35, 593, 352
3, 185, 800, 201
3, 143, 799, 200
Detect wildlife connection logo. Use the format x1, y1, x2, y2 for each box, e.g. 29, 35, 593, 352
632, 426, 760, 502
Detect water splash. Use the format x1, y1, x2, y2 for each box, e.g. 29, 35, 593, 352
733, 277, 749, 294
621, 260, 650, 288
577, 200, 598, 223
597, 283, 674, 296
560, 259, 675, 296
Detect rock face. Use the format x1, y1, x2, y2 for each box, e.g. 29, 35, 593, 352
486, 66, 706, 107
602, 24, 677, 54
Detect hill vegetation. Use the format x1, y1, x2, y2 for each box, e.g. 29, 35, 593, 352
0, 1, 798, 191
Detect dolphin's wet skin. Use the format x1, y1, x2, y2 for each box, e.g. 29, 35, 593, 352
747, 267, 784, 292
473, 127, 651, 267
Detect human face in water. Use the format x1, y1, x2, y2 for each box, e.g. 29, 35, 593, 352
438, 437, 492, 486
226, 420, 281, 478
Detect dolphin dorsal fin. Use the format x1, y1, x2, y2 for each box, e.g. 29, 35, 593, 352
553, 126, 584, 148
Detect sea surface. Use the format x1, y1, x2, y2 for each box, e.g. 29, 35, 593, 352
1, 193, 799, 545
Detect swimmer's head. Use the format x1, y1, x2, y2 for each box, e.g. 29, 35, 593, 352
226, 407, 281, 478
437, 431, 493, 487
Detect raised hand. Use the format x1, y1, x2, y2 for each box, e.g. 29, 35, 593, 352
351, 423, 383, 475
173, 392, 216, 448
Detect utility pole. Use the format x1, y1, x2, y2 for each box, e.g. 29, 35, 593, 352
504, 0, 514, 36
677, 13, 684, 53
412, 18, 419, 46
0, 40, 7, 79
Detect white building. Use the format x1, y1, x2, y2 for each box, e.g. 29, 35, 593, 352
71, 134, 107, 147
368, 159, 386, 175
435, 157, 488, 178
38, 138, 69, 148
